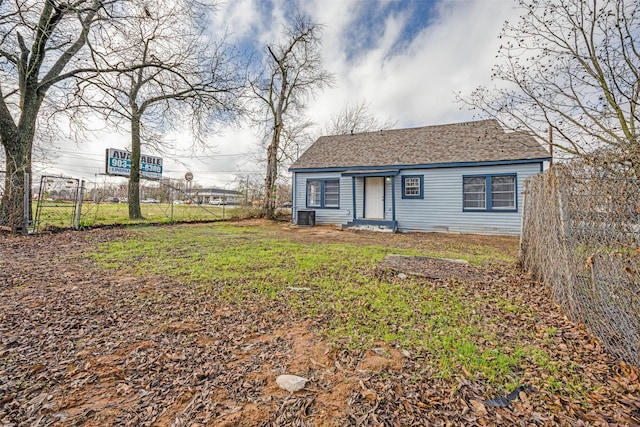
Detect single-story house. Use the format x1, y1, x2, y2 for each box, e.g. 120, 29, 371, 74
288, 119, 551, 235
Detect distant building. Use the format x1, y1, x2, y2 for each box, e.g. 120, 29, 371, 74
187, 188, 241, 205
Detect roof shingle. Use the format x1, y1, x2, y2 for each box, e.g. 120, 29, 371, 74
290, 119, 550, 170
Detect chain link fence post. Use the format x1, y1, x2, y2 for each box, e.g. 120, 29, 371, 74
75, 180, 85, 230
24, 171, 30, 234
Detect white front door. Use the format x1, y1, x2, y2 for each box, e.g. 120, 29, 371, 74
365, 177, 384, 219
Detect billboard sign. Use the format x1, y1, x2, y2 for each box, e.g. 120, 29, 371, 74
105, 148, 163, 179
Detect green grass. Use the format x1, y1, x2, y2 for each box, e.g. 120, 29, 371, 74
32, 201, 252, 229
90, 223, 549, 390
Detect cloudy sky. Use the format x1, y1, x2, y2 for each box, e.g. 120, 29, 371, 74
36, 0, 524, 189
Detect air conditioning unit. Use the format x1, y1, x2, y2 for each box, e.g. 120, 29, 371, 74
297, 209, 315, 226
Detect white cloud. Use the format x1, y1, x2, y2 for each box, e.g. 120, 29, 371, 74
209, 0, 261, 42
309, 0, 521, 129
35, 0, 525, 187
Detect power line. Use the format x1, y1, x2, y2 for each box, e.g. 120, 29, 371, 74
50, 147, 253, 159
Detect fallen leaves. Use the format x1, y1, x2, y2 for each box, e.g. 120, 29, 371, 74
1, 226, 640, 426
468, 399, 488, 416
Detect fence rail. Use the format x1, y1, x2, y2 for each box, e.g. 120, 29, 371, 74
0, 173, 266, 233
520, 164, 640, 366
34, 180, 255, 230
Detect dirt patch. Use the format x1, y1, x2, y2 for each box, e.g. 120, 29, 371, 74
233, 219, 518, 258
356, 347, 405, 372
1, 220, 639, 426
378, 254, 483, 280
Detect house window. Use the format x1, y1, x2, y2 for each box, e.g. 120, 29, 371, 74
306, 179, 340, 208
307, 181, 322, 207
491, 176, 516, 209
463, 174, 516, 211
463, 176, 486, 209
324, 180, 340, 207
402, 175, 423, 199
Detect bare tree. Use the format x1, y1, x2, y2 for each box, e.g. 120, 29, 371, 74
0, 0, 120, 233
462, 0, 640, 162
251, 12, 334, 220
324, 101, 396, 136
275, 117, 316, 169
72, 0, 243, 219
234, 171, 264, 208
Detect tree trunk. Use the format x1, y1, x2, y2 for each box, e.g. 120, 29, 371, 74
128, 114, 143, 219
1, 137, 31, 234
1, 96, 37, 234
262, 124, 281, 219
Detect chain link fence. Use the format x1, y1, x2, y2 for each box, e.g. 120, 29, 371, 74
1, 171, 292, 233
32, 175, 83, 232
26, 177, 264, 232
520, 162, 640, 366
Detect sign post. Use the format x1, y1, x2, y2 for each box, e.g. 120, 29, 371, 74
184, 172, 193, 204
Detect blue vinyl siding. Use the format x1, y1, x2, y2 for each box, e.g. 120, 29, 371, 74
293, 172, 352, 225
293, 162, 544, 235
394, 163, 540, 234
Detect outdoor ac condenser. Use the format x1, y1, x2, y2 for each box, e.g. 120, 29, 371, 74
297, 210, 315, 226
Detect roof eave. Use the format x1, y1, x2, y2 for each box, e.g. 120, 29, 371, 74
289, 157, 551, 173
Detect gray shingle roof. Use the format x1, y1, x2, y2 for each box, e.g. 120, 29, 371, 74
289, 119, 550, 170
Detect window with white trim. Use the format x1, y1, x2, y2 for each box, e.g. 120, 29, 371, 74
307, 181, 322, 207
306, 179, 340, 208
402, 175, 423, 199
463, 174, 516, 211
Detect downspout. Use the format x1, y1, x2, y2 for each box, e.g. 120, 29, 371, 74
351, 176, 356, 221
292, 171, 296, 224
391, 176, 396, 222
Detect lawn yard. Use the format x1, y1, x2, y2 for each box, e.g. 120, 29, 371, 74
33, 201, 245, 230
1, 220, 639, 426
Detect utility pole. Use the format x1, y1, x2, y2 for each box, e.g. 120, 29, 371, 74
245, 175, 249, 206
